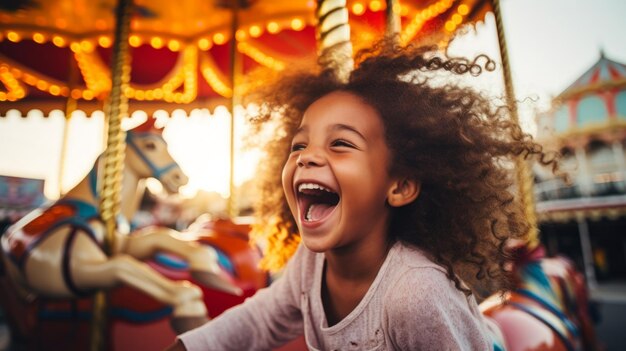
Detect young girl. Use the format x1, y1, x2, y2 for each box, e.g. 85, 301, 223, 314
168, 43, 557, 350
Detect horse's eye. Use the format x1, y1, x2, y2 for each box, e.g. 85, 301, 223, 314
144, 141, 156, 150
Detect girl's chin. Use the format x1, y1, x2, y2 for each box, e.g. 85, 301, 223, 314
300, 235, 333, 253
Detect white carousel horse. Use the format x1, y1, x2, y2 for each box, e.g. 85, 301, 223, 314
0, 118, 240, 334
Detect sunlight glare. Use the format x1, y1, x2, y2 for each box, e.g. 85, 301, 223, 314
164, 107, 228, 198
1, 105, 265, 202
163, 105, 266, 198
60, 111, 105, 193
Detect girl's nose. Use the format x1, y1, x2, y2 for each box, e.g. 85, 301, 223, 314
296, 148, 325, 168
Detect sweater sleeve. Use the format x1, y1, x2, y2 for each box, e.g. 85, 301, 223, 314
179, 244, 307, 351
383, 267, 492, 351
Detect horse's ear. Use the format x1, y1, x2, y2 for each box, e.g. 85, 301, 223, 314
130, 117, 164, 134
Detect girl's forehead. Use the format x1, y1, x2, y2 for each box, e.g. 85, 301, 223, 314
310, 90, 364, 106
297, 91, 384, 139
302, 91, 378, 123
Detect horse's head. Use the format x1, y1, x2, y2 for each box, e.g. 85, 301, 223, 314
125, 119, 188, 193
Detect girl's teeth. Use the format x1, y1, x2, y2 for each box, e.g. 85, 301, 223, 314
298, 183, 332, 192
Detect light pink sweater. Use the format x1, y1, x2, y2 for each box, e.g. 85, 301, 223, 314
180, 242, 502, 350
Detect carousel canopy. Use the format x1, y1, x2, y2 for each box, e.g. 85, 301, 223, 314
0, 0, 493, 115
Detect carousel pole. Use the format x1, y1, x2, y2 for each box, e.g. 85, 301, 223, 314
316, 0, 354, 83
227, 0, 242, 218
90, 0, 133, 349
384, 0, 401, 41
57, 56, 79, 196
492, 0, 539, 247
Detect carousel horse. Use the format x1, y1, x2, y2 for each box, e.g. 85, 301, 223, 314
480, 245, 599, 351
0, 118, 241, 338
152, 216, 270, 316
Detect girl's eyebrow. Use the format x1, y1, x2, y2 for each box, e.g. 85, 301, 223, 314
293, 126, 308, 138
293, 124, 366, 140
331, 123, 366, 141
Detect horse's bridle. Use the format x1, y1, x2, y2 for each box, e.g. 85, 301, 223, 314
125, 131, 180, 181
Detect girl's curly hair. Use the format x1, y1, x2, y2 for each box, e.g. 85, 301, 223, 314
247, 41, 558, 296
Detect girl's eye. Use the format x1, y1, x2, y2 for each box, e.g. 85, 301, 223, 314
291, 143, 305, 152
331, 139, 355, 148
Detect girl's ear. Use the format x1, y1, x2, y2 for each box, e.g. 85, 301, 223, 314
387, 178, 420, 207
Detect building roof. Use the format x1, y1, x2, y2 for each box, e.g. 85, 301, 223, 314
536, 53, 626, 139
557, 51, 626, 100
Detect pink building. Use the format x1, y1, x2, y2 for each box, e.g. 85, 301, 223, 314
535, 52, 626, 286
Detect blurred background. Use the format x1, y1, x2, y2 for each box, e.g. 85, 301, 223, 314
1, 0, 625, 349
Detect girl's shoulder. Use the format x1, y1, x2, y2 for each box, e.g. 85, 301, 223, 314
383, 243, 494, 351
392, 242, 448, 273
385, 242, 466, 303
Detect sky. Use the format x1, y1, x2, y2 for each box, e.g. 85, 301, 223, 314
467, 0, 626, 109
1, 0, 625, 199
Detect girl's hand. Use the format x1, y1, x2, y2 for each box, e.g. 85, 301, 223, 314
163, 340, 187, 351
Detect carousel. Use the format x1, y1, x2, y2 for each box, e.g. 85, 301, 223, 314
0, 0, 600, 350
534, 52, 626, 287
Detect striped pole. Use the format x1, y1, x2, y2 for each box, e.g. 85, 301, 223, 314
385, 0, 401, 41
316, 0, 354, 82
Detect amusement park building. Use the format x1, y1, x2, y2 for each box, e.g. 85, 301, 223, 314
534, 52, 626, 286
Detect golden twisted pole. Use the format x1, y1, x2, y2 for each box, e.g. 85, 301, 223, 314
90, 0, 133, 350
227, 1, 242, 218
492, 0, 539, 248
316, 0, 354, 83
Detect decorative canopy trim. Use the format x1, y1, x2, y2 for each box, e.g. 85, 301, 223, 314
0, 96, 231, 116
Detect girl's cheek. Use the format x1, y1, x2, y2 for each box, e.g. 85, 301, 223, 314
281, 162, 295, 199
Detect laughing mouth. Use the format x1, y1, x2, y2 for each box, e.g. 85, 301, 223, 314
297, 182, 340, 222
